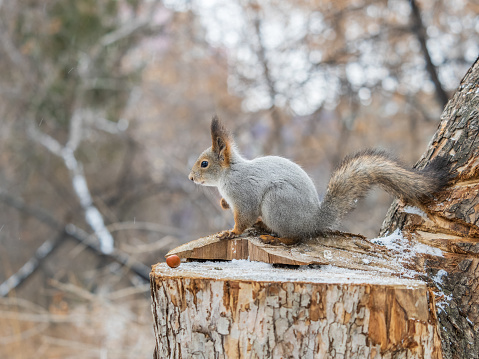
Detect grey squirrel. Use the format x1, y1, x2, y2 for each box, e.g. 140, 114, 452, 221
188, 116, 449, 244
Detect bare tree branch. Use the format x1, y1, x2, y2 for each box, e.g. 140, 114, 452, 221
65, 107, 84, 152
250, 11, 284, 153
0, 17, 30, 74
105, 221, 183, 236
28, 118, 115, 254
27, 122, 63, 157
101, 18, 151, 47
0, 188, 62, 229
0, 235, 63, 297
0, 189, 151, 290
409, 0, 449, 108
90, 117, 129, 134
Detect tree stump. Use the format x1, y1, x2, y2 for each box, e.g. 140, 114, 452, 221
151, 230, 445, 358
151, 260, 442, 358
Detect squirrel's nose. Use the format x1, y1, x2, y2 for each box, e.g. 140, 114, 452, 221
188, 173, 194, 181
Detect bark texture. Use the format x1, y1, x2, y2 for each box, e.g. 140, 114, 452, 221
151, 263, 442, 359
381, 57, 479, 359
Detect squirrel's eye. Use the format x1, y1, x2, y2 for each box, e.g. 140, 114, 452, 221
201, 160, 208, 168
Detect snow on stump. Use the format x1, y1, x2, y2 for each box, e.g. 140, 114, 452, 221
150, 257, 442, 358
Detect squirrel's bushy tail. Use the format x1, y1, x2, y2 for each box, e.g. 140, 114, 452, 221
318, 149, 450, 229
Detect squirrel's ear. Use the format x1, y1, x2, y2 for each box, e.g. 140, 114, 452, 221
211, 116, 232, 164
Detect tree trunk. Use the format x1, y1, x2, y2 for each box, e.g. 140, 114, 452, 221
151, 262, 442, 358
380, 57, 479, 359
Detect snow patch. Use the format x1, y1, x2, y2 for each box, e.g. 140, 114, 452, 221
414, 242, 444, 257
372, 229, 443, 258
403, 206, 427, 218
370, 229, 444, 279
430, 269, 452, 314
371, 228, 405, 252
432, 269, 448, 285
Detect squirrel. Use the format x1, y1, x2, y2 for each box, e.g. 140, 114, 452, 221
188, 116, 450, 245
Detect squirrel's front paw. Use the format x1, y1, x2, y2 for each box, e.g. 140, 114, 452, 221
217, 230, 237, 240
220, 198, 230, 210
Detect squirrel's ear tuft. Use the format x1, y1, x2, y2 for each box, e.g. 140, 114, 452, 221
211, 115, 221, 135
211, 116, 230, 149
210, 116, 232, 165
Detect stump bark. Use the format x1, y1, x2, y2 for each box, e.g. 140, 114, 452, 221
151, 261, 442, 358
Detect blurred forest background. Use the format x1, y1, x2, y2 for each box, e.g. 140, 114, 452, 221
0, 0, 477, 357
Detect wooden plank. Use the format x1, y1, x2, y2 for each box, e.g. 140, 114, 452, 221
166, 230, 403, 272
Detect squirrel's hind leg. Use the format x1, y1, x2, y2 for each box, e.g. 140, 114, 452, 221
254, 219, 299, 245
259, 234, 300, 246
253, 218, 271, 232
